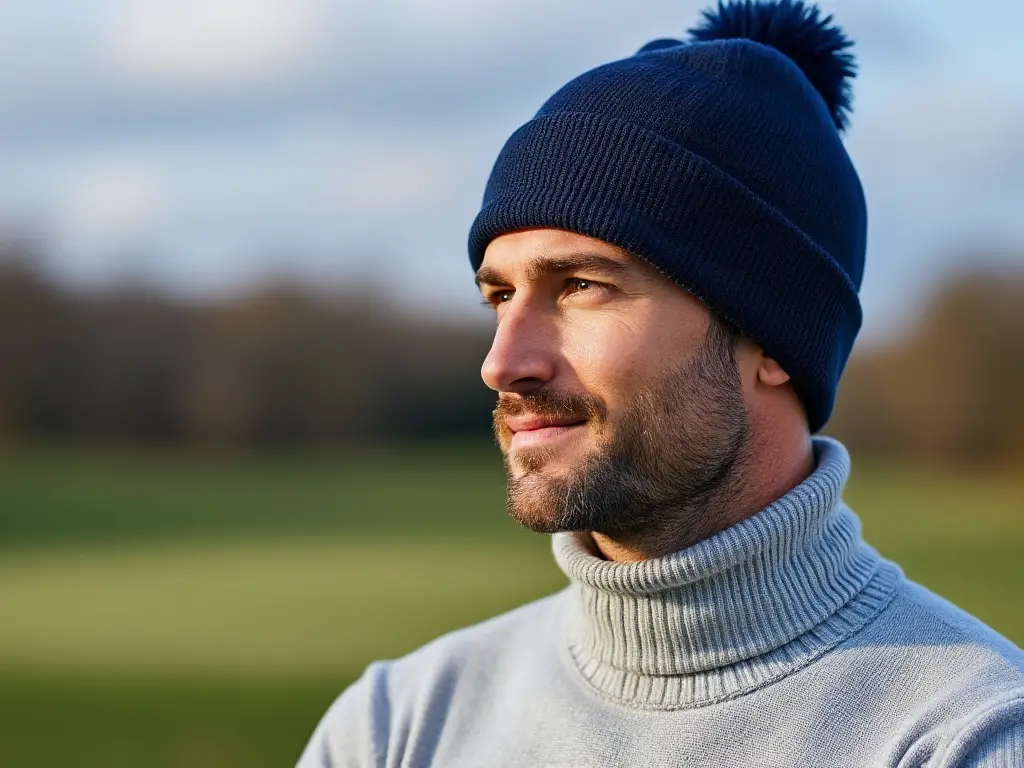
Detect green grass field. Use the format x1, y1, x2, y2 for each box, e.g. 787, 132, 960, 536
0, 441, 1021, 767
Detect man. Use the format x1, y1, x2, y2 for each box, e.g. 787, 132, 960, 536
299, 1, 1024, 765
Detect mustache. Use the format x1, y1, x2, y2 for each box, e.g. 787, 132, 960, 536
493, 389, 606, 426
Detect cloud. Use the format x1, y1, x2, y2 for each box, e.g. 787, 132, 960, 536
105, 0, 331, 91
59, 154, 167, 245
0, 0, 711, 140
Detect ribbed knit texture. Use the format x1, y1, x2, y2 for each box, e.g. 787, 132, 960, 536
299, 438, 1024, 767
468, 30, 868, 432
553, 438, 899, 708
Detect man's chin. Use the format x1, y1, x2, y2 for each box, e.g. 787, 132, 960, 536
506, 438, 589, 477
504, 466, 581, 533
508, 510, 566, 535
501, 431, 611, 532
506, 497, 570, 534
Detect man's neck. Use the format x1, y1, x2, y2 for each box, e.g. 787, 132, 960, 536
591, 433, 815, 562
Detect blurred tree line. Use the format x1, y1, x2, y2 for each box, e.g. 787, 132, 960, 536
1, 242, 1022, 467
0, 244, 494, 447
829, 266, 1024, 468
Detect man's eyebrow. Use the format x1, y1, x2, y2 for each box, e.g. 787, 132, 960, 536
474, 252, 631, 289
474, 265, 506, 289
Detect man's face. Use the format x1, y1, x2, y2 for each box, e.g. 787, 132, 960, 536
477, 228, 750, 539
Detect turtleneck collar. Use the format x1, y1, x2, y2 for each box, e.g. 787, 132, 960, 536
552, 436, 900, 709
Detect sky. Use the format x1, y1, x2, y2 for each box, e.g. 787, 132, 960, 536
0, 0, 1022, 342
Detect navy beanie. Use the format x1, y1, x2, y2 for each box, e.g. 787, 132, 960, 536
468, 0, 867, 433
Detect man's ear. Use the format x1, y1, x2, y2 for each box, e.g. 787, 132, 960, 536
758, 356, 791, 387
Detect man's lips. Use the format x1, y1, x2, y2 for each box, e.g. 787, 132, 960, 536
503, 416, 588, 454
504, 415, 588, 433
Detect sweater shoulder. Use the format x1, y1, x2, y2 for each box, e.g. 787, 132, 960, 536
888, 578, 1024, 680
371, 589, 571, 737
841, 575, 1024, 765
387, 586, 567, 675
297, 590, 568, 767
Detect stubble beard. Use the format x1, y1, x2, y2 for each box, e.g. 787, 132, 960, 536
493, 323, 750, 543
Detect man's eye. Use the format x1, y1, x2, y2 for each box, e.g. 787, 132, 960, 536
566, 278, 602, 295
481, 290, 514, 308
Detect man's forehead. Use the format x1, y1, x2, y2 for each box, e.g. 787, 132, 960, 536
476, 229, 640, 284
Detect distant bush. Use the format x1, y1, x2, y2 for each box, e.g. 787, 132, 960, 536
828, 266, 1024, 469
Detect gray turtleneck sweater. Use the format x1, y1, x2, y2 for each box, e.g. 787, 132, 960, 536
297, 438, 1024, 767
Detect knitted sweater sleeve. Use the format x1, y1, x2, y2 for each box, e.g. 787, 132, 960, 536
938, 689, 1024, 768
958, 724, 1024, 768
295, 662, 391, 768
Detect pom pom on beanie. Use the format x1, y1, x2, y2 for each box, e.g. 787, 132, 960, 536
688, 0, 856, 131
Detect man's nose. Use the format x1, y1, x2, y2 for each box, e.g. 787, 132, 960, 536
480, 299, 557, 394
